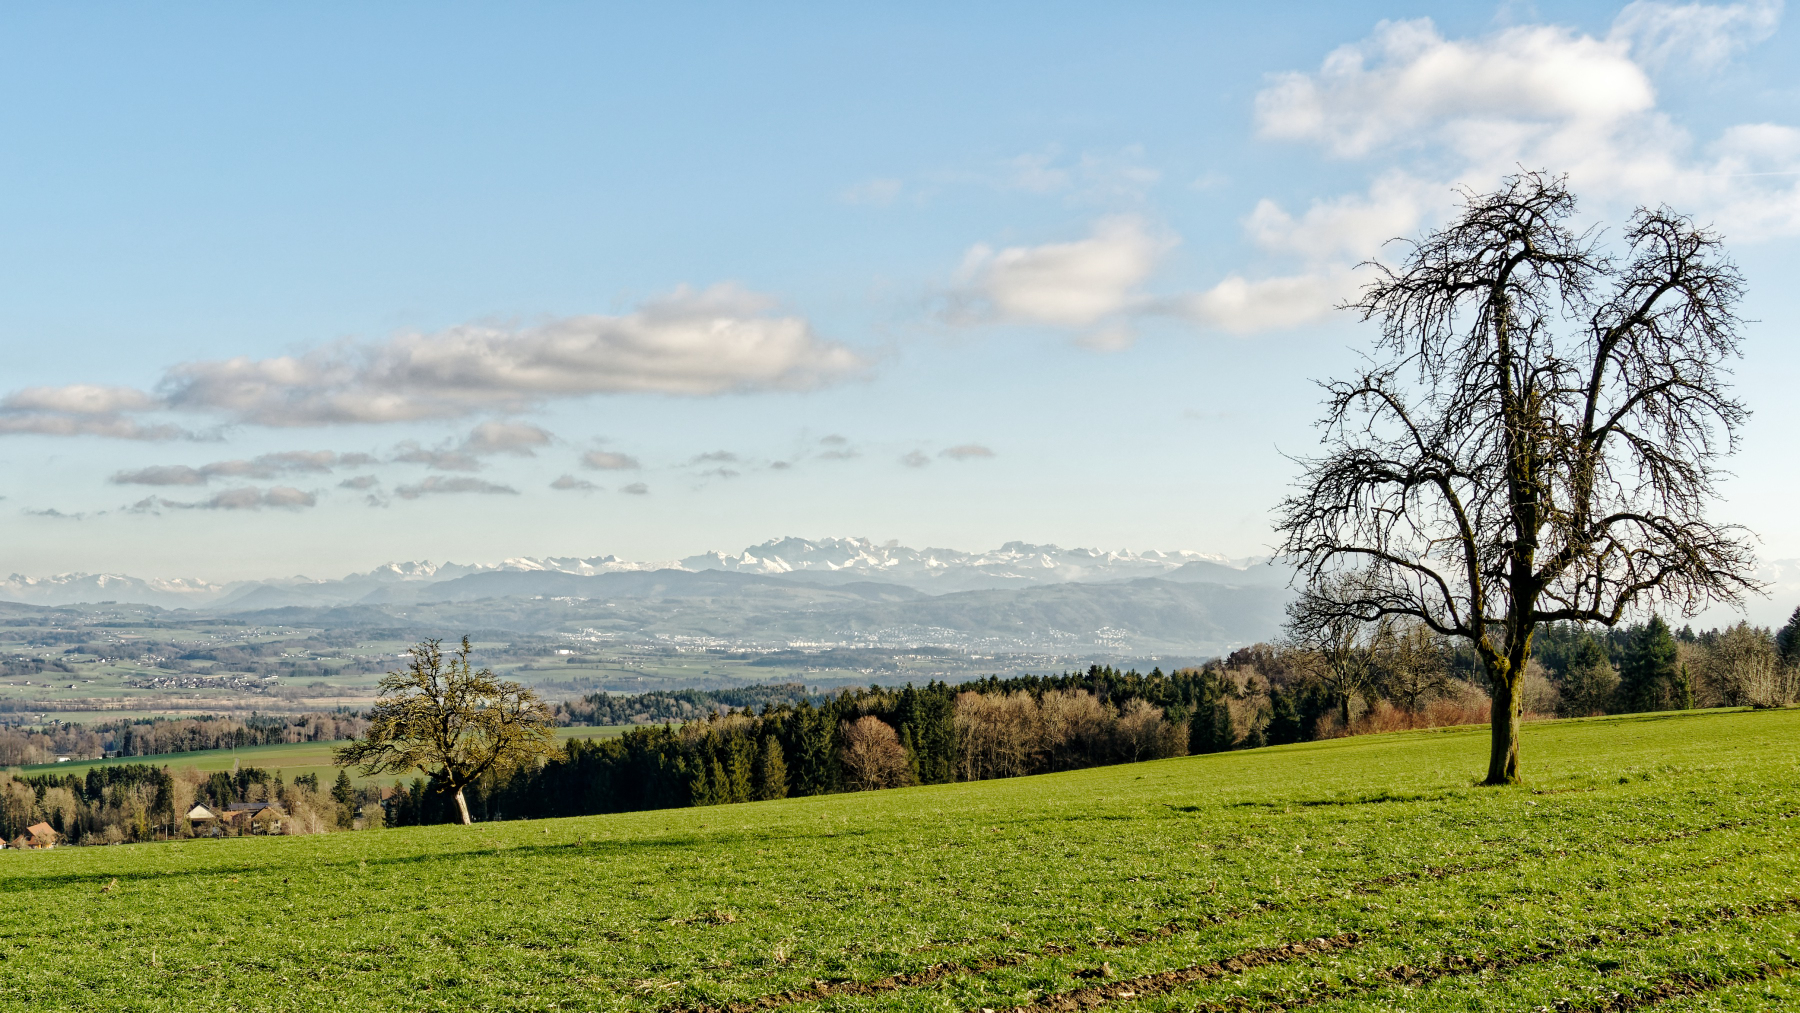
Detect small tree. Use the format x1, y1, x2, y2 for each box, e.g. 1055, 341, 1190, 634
839, 716, 911, 791
334, 637, 552, 824
1287, 583, 1383, 730
1375, 619, 1453, 713
1276, 172, 1757, 784
331, 769, 356, 829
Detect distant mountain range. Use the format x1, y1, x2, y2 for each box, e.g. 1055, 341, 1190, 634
0, 537, 1267, 610
0, 538, 1295, 656
7, 536, 1785, 657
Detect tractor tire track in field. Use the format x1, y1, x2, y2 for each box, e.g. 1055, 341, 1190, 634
987, 935, 1359, 1013
1550, 960, 1792, 1010
1163, 896, 1800, 1013
664, 888, 1362, 1013
659, 812, 1795, 1013
1621, 806, 1800, 847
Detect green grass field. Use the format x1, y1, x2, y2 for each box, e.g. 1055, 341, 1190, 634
9, 726, 631, 787
3, 708, 1797, 1011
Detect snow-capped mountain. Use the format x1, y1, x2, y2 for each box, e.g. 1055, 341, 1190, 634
0, 572, 228, 610
0, 537, 1263, 609
678, 537, 1241, 592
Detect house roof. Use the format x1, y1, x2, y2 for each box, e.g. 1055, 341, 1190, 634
26, 822, 54, 838
226, 801, 286, 815
187, 804, 218, 819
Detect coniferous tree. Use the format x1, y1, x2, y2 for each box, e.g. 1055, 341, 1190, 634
1671, 662, 1695, 710
725, 738, 753, 803
332, 769, 356, 829
788, 702, 836, 796
754, 737, 788, 800
1264, 690, 1305, 746
1776, 606, 1800, 669
1186, 670, 1236, 754
1618, 618, 1679, 713
1557, 634, 1620, 717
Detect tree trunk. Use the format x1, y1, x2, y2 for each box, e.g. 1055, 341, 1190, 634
453, 786, 472, 825
1485, 668, 1522, 785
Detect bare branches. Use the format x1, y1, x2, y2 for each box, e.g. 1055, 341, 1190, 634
1276, 170, 1759, 784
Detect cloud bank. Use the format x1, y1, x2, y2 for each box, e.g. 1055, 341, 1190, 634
4, 285, 865, 439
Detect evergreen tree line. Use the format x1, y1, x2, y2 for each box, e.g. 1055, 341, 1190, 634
1532, 612, 1800, 715
552, 683, 814, 726
385, 670, 1226, 826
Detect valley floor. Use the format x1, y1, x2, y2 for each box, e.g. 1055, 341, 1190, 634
2, 708, 1797, 1011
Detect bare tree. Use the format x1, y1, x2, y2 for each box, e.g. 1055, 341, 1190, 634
839, 716, 912, 791
1375, 618, 1454, 714
334, 637, 552, 823
1286, 583, 1384, 729
1276, 171, 1757, 785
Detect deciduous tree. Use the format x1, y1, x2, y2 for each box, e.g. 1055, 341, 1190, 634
334, 637, 552, 824
1276, 171, 1757, 784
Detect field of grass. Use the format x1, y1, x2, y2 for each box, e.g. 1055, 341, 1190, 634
8, 726, 631, 787
3, 708, 1797, 1011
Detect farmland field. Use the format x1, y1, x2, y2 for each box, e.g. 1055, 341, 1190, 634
2, 707, 1797, 1011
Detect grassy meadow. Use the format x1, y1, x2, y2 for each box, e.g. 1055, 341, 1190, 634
10, 725, 631, 787
2, 708, 1797, 1011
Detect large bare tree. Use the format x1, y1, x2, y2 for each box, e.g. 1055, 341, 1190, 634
334, 637, 552, 823
1276, 172, 1757, 785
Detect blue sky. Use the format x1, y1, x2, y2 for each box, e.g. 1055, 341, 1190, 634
3, 1, 1799, 616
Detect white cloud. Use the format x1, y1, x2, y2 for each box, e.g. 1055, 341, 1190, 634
1255, 19, 1654, 160
620, 482, 649, 495
1177, 267, 1367, 335
951, 216, 1170, 329
111, 450, 350, 486
581, 450, 640, 470
0, 385, 189, 440
390, 444, 482, 472
940, 444, 994, 460
841, 178, 904, 205
158, 284, 863, 426
393, 476, 518, 499
550, 475, 598, 492
900, 450, 930, 468
1253, 12, 1800, 240
3, 385, 160, 414
1243, 174, 1437, 264
1001, 147, 1162, 199
1611, 0, 1781, 72
4, 286, 865, 440
0, 412, 190, 440
339, 475, 379, 490
462, 421, 553, 456
130, 486, 317, 512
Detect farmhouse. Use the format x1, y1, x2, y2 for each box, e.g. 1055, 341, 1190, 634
12, 822, 58, 850
224, 801, 287, 834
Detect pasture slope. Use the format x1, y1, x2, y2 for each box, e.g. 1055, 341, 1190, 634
2, 708, 1797, 1012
